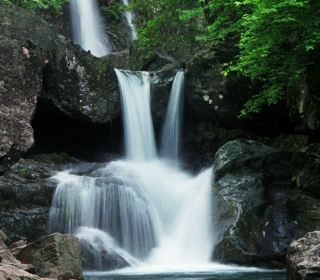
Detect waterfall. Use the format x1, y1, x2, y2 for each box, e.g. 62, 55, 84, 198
161, 71, 185, 162
121, 0, 138, 40
70, 0, 112, 57
115, 69, 157, 161
49, 70, 215, 271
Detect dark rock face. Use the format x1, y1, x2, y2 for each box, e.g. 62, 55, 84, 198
212, 139, 320, 267
17, 233, 83, 280
287, 231, 320, 280
0, 156, 73, 242
150, 65, 177, 123
292, 144, 320, 198
288, 70, 320, 133
185, 48, 257, 127
0, 2, 59, 169
185, 47, 292, 135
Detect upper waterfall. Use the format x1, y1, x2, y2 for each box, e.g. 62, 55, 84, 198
115, 69, 157, 161
121, 0, 138, 40
161, 71, 185, 162
70, 0, 112, 57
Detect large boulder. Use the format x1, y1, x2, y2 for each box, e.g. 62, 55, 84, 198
42, 43, 129, 124
0, 1, 59, 169
17, 233, 83, 280
80, 238, 130, 271
0, 155, 74, 242
212, 139, 320, 267
287, 231, 320, 280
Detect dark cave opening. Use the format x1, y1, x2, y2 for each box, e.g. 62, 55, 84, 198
30, 99, 124, 162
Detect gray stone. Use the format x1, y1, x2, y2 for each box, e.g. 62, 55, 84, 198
287, 231, 320, 280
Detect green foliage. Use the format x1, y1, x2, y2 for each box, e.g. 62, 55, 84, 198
188, 0, 320, 116
5, 0, 67, 13
131, 0, 204, 59
101, 2, 123, 22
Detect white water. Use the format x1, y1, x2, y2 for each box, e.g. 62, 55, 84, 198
115, 69, 157, 161
121, 0, 138, 40
49, 69, 217, 272
161, 71, 185, 162
76, 227, 139, 268
70, 0, 112, 57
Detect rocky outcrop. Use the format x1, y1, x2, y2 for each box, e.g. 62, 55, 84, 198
287, 231, 320, 280
292, 144, 320, 198
0, 155, 74, 242
17, 233, 83, 280
42, 44, 129, 124
0, 1, 59, 170
212, 139, 320, 267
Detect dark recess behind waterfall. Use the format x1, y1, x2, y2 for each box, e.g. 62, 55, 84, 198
30, 99, 124, 162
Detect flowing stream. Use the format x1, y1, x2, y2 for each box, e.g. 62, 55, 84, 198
69, 0, 112, 57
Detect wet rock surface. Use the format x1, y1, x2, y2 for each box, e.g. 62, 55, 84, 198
0, 155, 76, 242
212, 139, 320, 267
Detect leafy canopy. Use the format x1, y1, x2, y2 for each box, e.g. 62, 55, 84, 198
132, 0, 320, 116
5, 0, 67, 13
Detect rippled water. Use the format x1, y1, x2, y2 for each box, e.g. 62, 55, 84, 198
85, 271, 286, 280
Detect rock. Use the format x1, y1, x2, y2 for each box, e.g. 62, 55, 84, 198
0, 264, 44, 280
287, 231, 320, 280
150, 65, 177, 122
182, 123, 265, 172
292, 144, 320, 198
214, 139, 291, 182
42, 43, 129, 124
185, 47, 263, 128
185, 47, 291, 134
212, 139, 320, 267
0, 155, 74, 242
288, 69, 320, 133
17, 233, 83, 280
267, 134, 310, 152
80, 239, 129, 271
0, 1, 59, 169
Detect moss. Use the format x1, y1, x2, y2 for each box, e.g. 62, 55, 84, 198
28, 153, 72, 164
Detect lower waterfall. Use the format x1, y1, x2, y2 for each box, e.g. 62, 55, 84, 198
49, 69, 216, 271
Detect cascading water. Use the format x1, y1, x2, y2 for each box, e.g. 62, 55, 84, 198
161, 71, 185, 162
70, 0, 112, 57
49, 69, 216, 272
114, 69, 157, 161
121, 0, 138, 40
